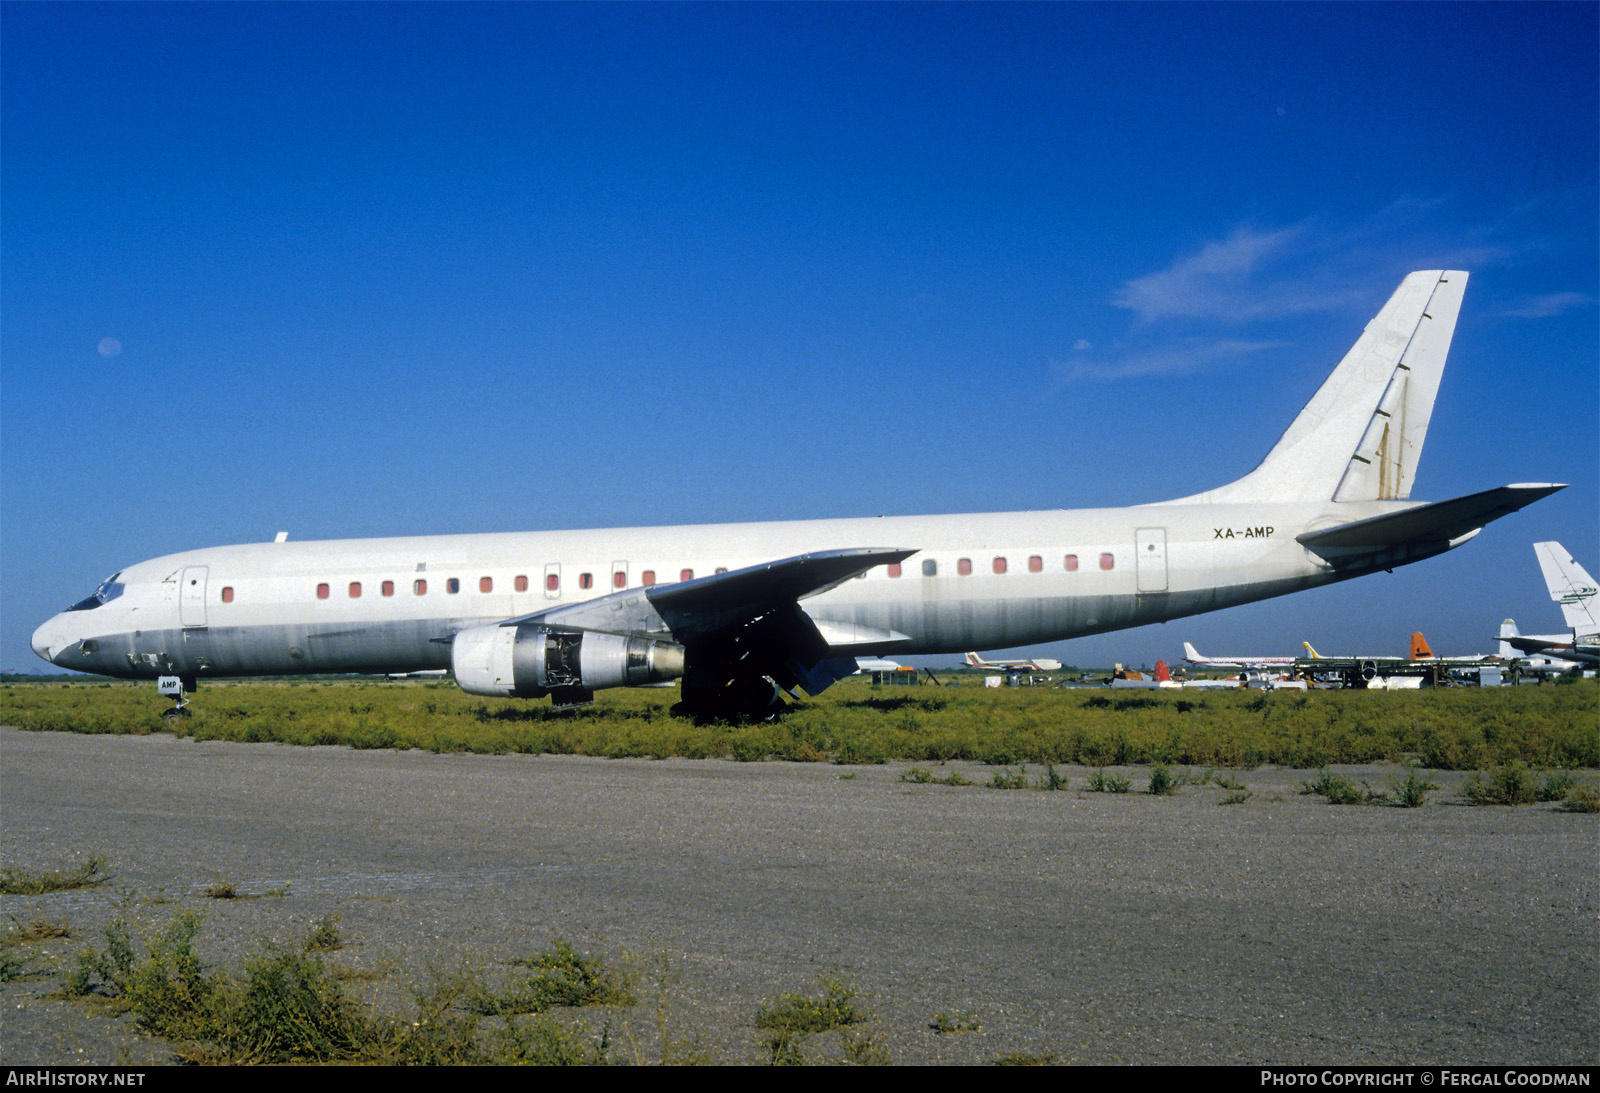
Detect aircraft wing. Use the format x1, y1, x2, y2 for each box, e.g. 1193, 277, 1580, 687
1298, 483, 1565, 565
498, 546, 917, 699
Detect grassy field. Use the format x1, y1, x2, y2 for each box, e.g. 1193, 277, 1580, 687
2, 676, 1595, 770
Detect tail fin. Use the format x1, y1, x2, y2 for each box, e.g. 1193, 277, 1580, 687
1154, 659, 1171, 681
1498, 619, 1521, 660
1303, 642, 1322, 659
1182, 642, 1204, 662
1177, 271, 1467, 504
1409, 631, 1434, 659
1534, 542, 1599, 638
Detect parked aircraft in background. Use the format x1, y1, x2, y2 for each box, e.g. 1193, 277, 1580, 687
31, 271, 1562, 719
1298, 632, 1499, 687
1498, 542, 1598, 668
964, 651, 1064, 673
1181, 641, 1297, 671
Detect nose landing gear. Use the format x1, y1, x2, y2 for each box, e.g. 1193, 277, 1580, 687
157, 675, 196, 720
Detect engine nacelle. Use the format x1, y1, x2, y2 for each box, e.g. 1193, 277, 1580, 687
451, 624, 686, 700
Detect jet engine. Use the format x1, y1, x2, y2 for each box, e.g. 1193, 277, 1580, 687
451, 624, 685, 701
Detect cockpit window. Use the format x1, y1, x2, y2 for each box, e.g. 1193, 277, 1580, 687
67, 573, 124, 612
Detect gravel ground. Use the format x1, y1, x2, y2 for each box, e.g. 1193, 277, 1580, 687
1, 726, 1595, 1066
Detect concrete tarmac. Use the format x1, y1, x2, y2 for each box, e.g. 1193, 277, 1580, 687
1, 726, 1595, 1065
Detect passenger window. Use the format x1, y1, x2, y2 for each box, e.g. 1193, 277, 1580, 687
715, 567, 728, 574
447, 578, 460, 594
317, 583, 330, 600
515, 575, 529, 592
887, 563, 902, 578
613, 571, 626, 589
382, 581, 395, 596
546, 573, 559, 592
221, 586, 234, 603
480, 577, 493, 593
349, 582, 362, 598
680, 569, 694, 582
957, 558, 972, 575
993, 557, 1007, 574
580, 573, 593, 590
922, 559, 937, 577
1028, 555, 1043, 573
1064, 554, 1079, 572
641, 570, 656, 586
1100, 553, 1115, 570
414, 579, 427, 595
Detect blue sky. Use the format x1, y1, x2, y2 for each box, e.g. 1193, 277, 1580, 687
4, 1, 1596, 673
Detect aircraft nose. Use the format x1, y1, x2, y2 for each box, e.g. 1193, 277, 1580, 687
31, 617, 65, 665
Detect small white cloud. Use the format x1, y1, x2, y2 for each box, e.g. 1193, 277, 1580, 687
1072, 338, 1092, 352
1053, 339, 1286, 384
1112, 224, 1345, 324
1496, 292, 1592, 319
97, 337, 121, 358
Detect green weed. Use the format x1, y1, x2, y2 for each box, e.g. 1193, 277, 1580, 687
1537, 770, 1580, 803
987, 766, 1029, 790
1299, 769, 1374, 805
1561, 781, 1600, 813
1463, 763, 1538, 805
62, 914, 622, 1064
470, 939, 635, 1016
1086, 768, 1131, 793
755, 973, 860, 1035
304, 915, 343, 953
1, 855, 107, 895
1388, 764, 1439, 808
932, 1010, 981, 1033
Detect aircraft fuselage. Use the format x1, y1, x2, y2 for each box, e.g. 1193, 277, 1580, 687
33, 498, 1419, 683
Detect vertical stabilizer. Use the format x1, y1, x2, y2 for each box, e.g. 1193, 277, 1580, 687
1178, 271, 1467, 504
1533, 542, 1599, 638
1498, 619, 1520, 660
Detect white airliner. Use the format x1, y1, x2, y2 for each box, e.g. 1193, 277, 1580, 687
963, 652, 1064, 673
32, 271, 1563, 719
1498, 542, 1599, 668
1180, 642, 1297, 671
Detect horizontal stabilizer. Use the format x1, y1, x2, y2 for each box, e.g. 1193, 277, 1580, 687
1298, 484, 1565, 558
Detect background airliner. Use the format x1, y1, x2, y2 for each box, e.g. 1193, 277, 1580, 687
1498, 542, 1599, 668
963, 652, 1064, 673
32, 272, 1562, 719
1180, 642, 1297, 671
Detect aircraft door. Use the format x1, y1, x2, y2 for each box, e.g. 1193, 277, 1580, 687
179, 566, 209, 628
1135, 528, 1168, 594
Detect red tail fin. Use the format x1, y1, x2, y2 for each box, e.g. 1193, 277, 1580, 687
1409, 632, 1434, 659
1154, 659, 1171, 681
